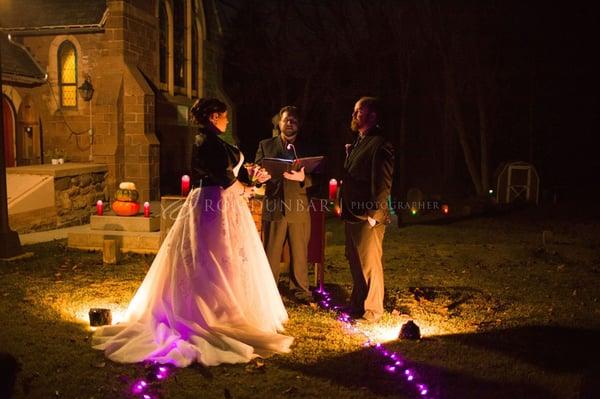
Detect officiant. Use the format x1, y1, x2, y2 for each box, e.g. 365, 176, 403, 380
255, 106, 318, 304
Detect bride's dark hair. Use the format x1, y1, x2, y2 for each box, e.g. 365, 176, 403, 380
190, 98, 227, 126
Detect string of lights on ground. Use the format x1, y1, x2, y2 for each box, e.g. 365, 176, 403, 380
124, 287, 434, 399
314, 287, 434, 398
129, 362, 173, 399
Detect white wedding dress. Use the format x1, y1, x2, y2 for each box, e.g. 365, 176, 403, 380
93, 155, 293, 367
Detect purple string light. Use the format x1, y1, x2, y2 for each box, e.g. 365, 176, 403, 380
313, 288, 435, 398
129, 361, 173, 399
125, 288, 434, 398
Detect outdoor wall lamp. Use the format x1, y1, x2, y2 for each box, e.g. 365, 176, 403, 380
78, 75, 94, 102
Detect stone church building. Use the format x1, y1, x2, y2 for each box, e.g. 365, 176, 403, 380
1, 0, 233, 232
1, 0, 230, 209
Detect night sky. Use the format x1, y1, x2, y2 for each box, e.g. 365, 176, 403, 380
220, 0, 599, 200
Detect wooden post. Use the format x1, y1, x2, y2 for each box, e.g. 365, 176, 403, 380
103, 239, 119, 264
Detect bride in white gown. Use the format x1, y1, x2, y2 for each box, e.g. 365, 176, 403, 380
93, 98, 293, 367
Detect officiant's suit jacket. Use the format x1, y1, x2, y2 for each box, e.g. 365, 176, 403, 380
341, 126, 394, 224
255, 136, 315, 223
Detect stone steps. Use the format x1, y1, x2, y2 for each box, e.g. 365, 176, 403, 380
68, 210, 162, 254
90, 213, 160, 232
68, 228, 160, 254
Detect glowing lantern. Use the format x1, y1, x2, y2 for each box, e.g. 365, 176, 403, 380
88, 308, 112, 326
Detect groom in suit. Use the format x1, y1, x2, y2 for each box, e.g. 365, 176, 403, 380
255, 106, 315, 303
341, 97, 394, 322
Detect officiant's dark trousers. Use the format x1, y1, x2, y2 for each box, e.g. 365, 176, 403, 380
345, 221, 386, 317
263, 218, 311, 294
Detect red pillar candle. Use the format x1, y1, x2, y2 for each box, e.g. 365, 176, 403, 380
96, 200, 104, 216
442, 204, 449, 214
328, 178, 338, 200
181, 175, 190, 196
143, 201, 150, 217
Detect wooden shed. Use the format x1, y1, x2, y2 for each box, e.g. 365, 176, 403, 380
495, 161, 540, 204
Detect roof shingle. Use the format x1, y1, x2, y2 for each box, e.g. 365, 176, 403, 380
0, 34, 46, 84
0, 0, 107, 33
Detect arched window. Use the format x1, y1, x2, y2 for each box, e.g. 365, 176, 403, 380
159, 1, 168, 84
192, 20, 199, 92
58, 41, 77, 107
173, 0, 186, 88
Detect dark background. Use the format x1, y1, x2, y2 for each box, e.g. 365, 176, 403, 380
220, 0, 599, 201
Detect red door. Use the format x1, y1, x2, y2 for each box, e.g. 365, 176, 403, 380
2, 96, 15, 167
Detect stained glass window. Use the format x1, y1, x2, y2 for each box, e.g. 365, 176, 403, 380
59, 41, 77, 107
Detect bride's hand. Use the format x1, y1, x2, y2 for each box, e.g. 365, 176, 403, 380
256, 168, 271, 183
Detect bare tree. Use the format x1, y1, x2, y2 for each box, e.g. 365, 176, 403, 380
422, 3, 499, 196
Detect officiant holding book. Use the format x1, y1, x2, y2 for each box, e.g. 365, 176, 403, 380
255, 106, 317, 304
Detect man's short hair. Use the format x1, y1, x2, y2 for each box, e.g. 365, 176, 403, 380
278, 105, 301, 121
358, 96, 382, 121
274, 105, 301, 133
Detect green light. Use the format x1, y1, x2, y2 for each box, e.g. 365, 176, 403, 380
411, 208, 417, 216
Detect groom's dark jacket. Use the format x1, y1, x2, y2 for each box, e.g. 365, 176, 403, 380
255, 135, 315, 223
341, 126, 394, 224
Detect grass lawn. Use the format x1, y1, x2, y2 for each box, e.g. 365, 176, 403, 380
1, 202, 599, 398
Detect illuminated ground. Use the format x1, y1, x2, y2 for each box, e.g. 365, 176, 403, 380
1, 202, 599, 398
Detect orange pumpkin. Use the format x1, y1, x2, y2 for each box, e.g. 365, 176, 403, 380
111, 200, 140, 216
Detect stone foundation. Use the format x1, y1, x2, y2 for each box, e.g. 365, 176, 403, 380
55, 171, 107, 228
7, 163, 108, 233
7, 206, 57, 234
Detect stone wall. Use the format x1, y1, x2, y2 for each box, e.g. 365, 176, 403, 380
54, 171, 108, 228
9, 207, 57, 234
7, 164, 108, 233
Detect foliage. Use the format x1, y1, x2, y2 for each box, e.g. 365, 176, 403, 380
222, 1, 556, 197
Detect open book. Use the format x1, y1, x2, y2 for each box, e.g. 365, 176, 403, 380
260, 156, 324, 177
